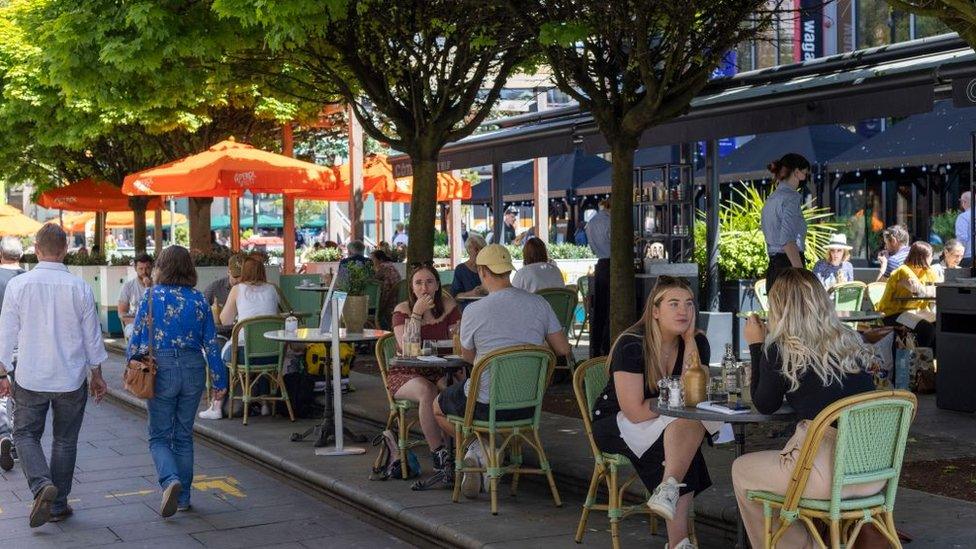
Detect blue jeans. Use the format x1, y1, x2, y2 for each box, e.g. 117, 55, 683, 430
147, 349, 206, 506
12, 379, 88, 513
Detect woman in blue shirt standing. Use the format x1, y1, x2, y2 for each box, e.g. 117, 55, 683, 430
127, 246, 227, 518
760, 153, 811, 290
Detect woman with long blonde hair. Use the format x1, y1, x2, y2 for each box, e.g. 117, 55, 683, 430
733, 268, 880, 548
590, 276, 716, 549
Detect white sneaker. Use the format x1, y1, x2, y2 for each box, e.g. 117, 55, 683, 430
260, 403, 271, 416
460, 441, 485, 499
198, 400, 222, 420
646, 477, 685, 521
664, 538, 697, 549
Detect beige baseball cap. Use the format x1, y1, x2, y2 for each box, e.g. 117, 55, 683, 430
476, 244, 515, 275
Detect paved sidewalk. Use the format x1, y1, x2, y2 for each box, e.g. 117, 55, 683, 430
98, 345, 976, 548
0, 393, 413, 547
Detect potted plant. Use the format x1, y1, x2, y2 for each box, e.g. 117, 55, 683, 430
303, 246, 343, 276
341, 262, 373, 333
693, 184, 838, 353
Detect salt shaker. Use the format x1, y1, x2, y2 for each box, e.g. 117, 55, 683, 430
284, 315, 298, 334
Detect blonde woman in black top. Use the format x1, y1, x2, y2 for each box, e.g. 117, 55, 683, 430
733, 268, 880, 548
591, 277, 716, 549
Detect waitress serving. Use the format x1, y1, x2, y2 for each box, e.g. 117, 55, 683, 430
760, 153, 811, 290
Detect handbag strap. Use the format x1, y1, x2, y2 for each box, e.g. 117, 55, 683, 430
145, 287, 154, 357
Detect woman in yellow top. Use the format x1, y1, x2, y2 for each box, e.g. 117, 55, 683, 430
877, 241, 938, 349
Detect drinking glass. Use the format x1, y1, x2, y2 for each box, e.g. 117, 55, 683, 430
421, 340, 435, 356
708, 376, 728, 403
657, 378, 670, 409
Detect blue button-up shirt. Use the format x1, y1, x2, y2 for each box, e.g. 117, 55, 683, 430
126, 284, 227, 390
761, 184, 806, 254
956, 209, 972, 259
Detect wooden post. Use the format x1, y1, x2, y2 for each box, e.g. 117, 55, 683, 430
282, 124, 296, 274
154, 208, 163, 256
347, 104, 364, 242
449, 197, 463, 267
534, 156, 549, 242
229, 193, 241, 251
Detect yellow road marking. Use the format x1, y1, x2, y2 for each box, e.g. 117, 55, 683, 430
101, 475, 246, 500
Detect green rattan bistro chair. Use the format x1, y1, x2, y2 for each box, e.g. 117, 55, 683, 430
364, 279, 381, 328
450, 345, 561, 515
747, 390, 916, 549
373, 333, 426, 479
278, 274, 324, 323
537, 287, 579, 372
226, 315, 294, 426
830, 281, 867, 312
573, 357, 662, 549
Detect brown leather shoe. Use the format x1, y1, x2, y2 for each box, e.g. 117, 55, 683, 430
29, 484, 58, 528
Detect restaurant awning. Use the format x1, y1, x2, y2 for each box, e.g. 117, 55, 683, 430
0, 204, 42, 236
693, 125, 863, 182
827, 100, 976, 171
38, 179, 162, 211
496, 150, 611, 201
389, 34, 973, 173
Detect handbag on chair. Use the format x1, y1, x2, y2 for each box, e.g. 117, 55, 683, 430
123, 290, 157, 399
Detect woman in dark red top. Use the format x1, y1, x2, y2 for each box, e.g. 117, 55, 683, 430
389, 264, 460, 488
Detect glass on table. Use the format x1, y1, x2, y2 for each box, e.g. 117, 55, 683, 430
708, 375, 728, 403
667, 375, 684, 408
421, 340, 435, 356
657, 378, 670, 409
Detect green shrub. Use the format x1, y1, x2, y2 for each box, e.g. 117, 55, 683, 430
931, 210, 959, 245
63, 252, 106, 266
694, 184, 839, 282
191, 249, 233, 267
343, 262, 373, 296
307, 247, 343, 262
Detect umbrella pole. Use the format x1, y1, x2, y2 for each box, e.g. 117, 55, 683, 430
230, 192, 241, 252
282, 123, 296, 274
154, 208, 163, 256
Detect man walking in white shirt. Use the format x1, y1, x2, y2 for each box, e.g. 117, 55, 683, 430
0, 224, 108, 527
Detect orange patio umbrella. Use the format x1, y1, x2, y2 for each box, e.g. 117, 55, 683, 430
296, 154, 471, 202
38, 179, 162, 211
121, 138, 339, 198
62, 211, 187, 232
0, 204, 43, 236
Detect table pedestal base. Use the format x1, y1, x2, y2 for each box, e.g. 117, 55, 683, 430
314, 446, 366, 456
289, 377, 368, 447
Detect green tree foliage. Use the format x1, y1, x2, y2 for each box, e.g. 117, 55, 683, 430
214, 0, 536, 265
885, 1, 976, 44
518, 0, 782, 339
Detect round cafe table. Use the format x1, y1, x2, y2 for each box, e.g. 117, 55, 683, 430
653, 401, 795, 549
265, 328, 388, 454
835, 310, 883, 323
389, 355, 471, 386
295, 284, 331, 292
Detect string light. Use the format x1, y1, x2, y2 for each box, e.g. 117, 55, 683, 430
877, 169, 882, 175
900, 167, 905, 174
855, 170, 861, 177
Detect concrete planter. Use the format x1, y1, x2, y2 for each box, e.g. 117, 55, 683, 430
342, 295, 369, 334
97, 265, 134, 335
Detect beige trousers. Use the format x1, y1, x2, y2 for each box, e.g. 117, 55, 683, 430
732, 421, 886, 548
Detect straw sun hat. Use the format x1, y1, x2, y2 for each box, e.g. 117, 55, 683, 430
825, 233, 853, 251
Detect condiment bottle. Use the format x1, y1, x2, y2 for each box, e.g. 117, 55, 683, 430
681, 351, 708, 406
285, 315, 298, 334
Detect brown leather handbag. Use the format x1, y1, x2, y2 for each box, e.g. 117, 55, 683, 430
123, 290, 156, 399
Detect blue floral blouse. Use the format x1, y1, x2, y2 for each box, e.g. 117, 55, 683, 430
126, 284, 227, 390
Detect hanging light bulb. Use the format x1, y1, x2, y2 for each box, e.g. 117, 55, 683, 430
900, 167, 905, 174
877, 169, 882, 175
855, 170, 861, 177
921, 166, 927, 172
946, 164, 952, 171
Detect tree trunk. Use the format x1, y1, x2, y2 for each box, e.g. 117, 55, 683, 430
406, 156, 438, 265
608, 139, 638, 341
128, 196, 150, 256
189, 197, 213, 253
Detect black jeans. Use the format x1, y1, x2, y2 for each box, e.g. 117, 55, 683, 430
12, 380, 88, 513
589, 258, 611, 359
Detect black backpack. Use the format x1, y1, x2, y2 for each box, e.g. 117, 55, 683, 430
369, 430, 421, 480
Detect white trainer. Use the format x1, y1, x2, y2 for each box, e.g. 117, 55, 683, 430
460, 441, 485, 499
664, 537, 697, 549
646, 476, 685, 521
198, 400, 222, 420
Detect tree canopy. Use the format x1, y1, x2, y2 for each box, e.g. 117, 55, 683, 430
215, 0, 536, 263
886, 1, 976, 45
520, 0, 781, 338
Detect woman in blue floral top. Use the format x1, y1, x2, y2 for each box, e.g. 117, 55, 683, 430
126, 246, 227, 517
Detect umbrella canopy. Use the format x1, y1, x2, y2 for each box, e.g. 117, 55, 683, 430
0, 204, 43, 236
211, 214, 283, 230
62, 211, 187, 232
828, 100, 974, 172
694, 125, 863, 182
122, 138, 340, 198
297, 154, 470, 202
38, 179, 162, 211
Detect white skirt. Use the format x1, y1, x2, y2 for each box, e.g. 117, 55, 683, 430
616, 412, 725, 457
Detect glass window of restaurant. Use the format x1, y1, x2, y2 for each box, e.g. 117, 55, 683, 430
836, 180, 884, 264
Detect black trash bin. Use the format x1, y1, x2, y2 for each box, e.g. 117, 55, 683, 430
936, 282, 976, 412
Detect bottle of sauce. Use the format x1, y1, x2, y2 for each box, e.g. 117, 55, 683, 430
681, 351, 708, 407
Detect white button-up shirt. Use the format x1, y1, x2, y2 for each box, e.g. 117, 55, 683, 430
586, 209, 611, 259
0, 262, 107, 392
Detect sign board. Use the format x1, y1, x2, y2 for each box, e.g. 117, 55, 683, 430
952, 76, 976, 108
794, 0, 824, 62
